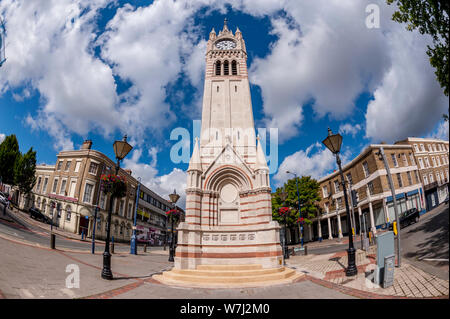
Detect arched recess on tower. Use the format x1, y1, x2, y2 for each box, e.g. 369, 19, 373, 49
204, 165, 253, 193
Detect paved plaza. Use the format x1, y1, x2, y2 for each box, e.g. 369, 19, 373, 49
0, 226, 448, 299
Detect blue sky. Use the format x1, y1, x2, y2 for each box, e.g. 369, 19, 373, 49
0, 0, 448, 208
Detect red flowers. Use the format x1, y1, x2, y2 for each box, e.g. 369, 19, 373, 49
278, 207, 289, 215
297, 217, 305, 224
166, 209, 179, 215
101, 174, 127, 198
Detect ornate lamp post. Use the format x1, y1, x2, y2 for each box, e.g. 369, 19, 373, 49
168, 189, 180, 262
322, 128, 357, 276
279, 190, 289, 261
101, 135, 133, 280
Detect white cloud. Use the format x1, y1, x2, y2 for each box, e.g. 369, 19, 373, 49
273, 142, 336, 187
365, 27, 448, 142
122, 148, 187, 209
0, 133, 5, 143
249, 0, 391, 142
427, 120, 449, 141
339, 123, 362, 137
0, 0, 118, 150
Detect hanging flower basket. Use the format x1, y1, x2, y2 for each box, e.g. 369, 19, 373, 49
278, 207, 289, 216
166, 209, 179, 216
101, 174, 127, 198
297, 217, 305, 225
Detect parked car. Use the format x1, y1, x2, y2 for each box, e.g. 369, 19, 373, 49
29, 207, 53, 225
0, 193, 8, 205
389, 208, 420, 231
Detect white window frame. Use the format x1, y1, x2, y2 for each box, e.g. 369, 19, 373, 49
322, 186, 328, 198
432, 144, 437, 152
423, 175, 428, 185
391, 153, 398, 167
74, 160, 82, 173
363, 162, 370, 178
432, 157, 436, 167
42, 177, 49, 194
409, 153, 415, 166
414, 144, 419, 152
82, 181, 95, 204
68, 179, 77, 198
418, 158, 424, 169
427, 144, 432, 152
397, 173, 403, 188
420, 144, 425, 152
425, 157, 430, 168
52, 178, 59, 194
429, 173, 434, 183
56, 161, 63, 171
59, 178, 67, 196
402, 153, 408, 167
88, 162, 99, 175
334, 180, 340, 193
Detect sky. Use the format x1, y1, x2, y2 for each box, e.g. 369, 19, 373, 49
0, 0, 448, 209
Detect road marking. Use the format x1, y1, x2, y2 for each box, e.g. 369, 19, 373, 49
20, 289, 35, 298
60, 288, 76, 298
420, 258, 449, 262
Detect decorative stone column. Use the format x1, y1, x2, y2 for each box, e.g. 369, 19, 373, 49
317, 218, 322, 241
327, 217, 333, 240
368, 201, 377, 234
337, 212, 343, 239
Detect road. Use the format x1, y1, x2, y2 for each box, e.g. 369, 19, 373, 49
291, 202, 449, 280
0, 204, 138, 253
398, 201, 448, 280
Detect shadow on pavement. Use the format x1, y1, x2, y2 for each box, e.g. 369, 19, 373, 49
403, 207, 449, 266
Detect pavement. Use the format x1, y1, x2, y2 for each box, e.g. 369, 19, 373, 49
286, 246, 448, 299
0, 202, 448, 299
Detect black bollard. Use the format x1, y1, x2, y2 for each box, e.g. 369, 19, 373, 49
304, 245, 308, 256
50, 234, 56, 249
143, 244, 147, 253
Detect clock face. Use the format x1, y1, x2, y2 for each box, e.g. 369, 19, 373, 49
215, 40, 236, 50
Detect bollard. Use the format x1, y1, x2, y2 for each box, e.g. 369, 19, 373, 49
304, 245, 308, 256
50, 234, 56, 249
144, 244, 147, 253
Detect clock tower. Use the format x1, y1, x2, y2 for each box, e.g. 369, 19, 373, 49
174, 20, 283, 271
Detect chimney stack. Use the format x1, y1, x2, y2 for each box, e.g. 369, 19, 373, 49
81, 140, 92, 150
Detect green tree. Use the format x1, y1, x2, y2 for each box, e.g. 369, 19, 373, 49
387, 0, 449, 96
14, 147, 37, 198
0, 134, 20, 185
272, 176, 322, 227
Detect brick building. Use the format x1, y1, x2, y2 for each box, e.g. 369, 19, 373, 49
307, 143, 426, 241
28, 140, 183, 244
395, 137, 449, 211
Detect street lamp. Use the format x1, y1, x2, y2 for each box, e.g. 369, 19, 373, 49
322, 128, 357, 277
168, 189, 180, 262
102, 135, 133, 280
130, 177, 141, 255
279, 190, 289, 261
286, 171, 303, 248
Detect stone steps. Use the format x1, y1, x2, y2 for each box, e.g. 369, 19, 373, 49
153, 264, 304, 288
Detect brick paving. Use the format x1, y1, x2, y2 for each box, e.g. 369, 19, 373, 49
0, 218, 448, 299
286, 246, 449, 299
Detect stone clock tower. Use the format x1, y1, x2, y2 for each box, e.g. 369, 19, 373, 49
173, 20, 284, 272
